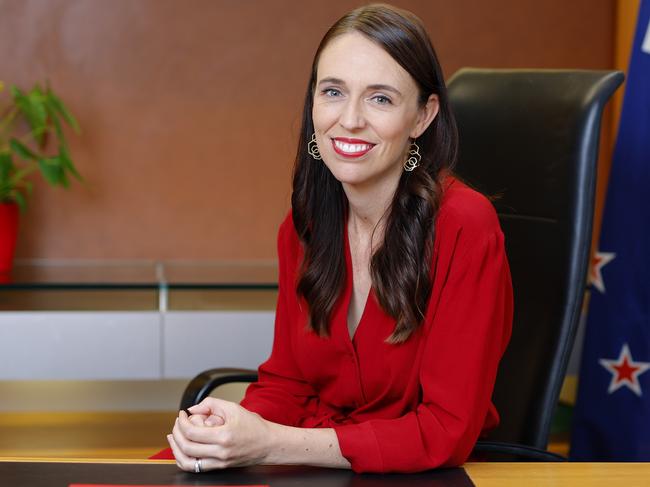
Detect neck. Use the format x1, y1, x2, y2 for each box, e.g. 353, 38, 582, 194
343, 169, 401, 240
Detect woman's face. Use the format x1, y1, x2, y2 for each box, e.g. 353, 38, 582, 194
312, 32, 439, 191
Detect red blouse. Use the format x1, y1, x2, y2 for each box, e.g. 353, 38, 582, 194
239, 177, 514, 473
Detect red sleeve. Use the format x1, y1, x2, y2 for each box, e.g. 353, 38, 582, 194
240, 215, 318, 426
333, 217, 513, 473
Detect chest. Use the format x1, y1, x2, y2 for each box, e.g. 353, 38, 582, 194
291, 277, 426, 409
287, 230, 439, 409
347, 240, 372, 339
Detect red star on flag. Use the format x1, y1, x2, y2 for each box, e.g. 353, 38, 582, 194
590, 250, 616, 293
599, 343, 650, 396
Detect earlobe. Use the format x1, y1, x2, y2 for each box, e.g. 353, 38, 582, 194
411, 94, 440, 139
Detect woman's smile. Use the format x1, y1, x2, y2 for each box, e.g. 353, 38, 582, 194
331, 137, 376, 158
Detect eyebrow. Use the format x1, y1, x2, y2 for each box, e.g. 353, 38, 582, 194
317, 77, 403, 96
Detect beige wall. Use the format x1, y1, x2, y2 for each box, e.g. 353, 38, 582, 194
0, 0, 615, 260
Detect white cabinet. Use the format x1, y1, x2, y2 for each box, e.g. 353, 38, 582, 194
163, 311, 274, 378
0, 311, 274, 380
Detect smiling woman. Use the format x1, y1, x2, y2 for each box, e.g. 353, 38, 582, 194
293, 4, 458, 344
161, 3, 513, 474
312, 33, 438, 191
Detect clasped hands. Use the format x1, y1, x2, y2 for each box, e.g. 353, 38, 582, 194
167, 397, 272, 472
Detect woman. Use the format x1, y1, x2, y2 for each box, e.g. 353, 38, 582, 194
164, 3, 513, 473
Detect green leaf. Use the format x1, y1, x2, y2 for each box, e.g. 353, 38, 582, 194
60, 164, 69, 188
38, 156, 65, 186
10, 189, 27, 212
0, 180, 10, 200
9, 85, 22, 99
12, 85, 48, 146
0, 151, 14, 183
8, 163, 37, 188
8, 179, 33, 197
59, 144, 82, 182
49, 113, 65, 143
46, 90, 80, 133
9, 138, 38, 160
28, 88, 49, 147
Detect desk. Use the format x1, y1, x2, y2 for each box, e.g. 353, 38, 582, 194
0, 458, 470, 486
464, 462, 650, 486
1, 459, 649, 487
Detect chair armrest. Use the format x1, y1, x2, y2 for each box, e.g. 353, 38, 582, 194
473, 440, 567, 462
179, 368, 258, 411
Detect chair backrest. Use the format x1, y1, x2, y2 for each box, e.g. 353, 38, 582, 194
447, 68, 624, 450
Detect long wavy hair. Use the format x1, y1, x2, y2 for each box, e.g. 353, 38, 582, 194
291, 4, 458, 343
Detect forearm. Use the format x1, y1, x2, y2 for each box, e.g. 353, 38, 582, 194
264, 421, 351, 469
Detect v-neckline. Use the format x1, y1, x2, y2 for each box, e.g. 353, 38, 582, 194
344, 223, 372, 343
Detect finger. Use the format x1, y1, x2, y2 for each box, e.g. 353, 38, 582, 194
188, 414, 208, 426
169, 434, 227, 472
172, 418, 222, 459
184, 408, 224, 427
167, 434, 194, 472
189, 397, 231, 416
171, 422, 233, 469
188, 400, 213, 415
178, 410, 221, 444
204, 414, 225, 427
188, 404, 207, 414
190, 399, 232, 431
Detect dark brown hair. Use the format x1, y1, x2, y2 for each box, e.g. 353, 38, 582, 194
292, 3, 458, 343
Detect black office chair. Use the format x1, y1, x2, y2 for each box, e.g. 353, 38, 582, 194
180, 68, 624, 462
449, 68, 624, 460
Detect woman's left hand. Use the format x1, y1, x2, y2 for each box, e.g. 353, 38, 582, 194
167, 397, 272, 471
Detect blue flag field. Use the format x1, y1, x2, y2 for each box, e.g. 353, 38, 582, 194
570, 0, 650, 460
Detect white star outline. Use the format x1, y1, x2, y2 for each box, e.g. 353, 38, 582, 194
599, 343, 650, 397
590, 250, 616, 293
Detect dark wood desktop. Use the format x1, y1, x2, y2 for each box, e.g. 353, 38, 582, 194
0, 459, 473, 487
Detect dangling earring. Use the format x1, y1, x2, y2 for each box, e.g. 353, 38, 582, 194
404, 140, 421, 171
307, 133, 322, 160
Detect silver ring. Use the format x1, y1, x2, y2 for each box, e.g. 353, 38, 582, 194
194, 457, 202, 473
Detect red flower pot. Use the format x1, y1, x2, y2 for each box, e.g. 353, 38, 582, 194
0, 202, 19, 275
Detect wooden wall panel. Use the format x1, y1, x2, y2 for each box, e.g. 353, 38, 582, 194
0, 0, 615, 260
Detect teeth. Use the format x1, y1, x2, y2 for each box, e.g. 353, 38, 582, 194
334, 140, 372, 153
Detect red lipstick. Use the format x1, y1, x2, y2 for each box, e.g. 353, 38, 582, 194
331, 137, 376, 158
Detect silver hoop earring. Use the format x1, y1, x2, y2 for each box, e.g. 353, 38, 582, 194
307, 133, 322, 160
404, 141, 421, 171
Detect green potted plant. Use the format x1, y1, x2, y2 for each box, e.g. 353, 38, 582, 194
0, 80, 81, 275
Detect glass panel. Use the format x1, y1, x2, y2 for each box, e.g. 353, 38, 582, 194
168, 289, 278, 311
0, 289, 158, 311
0, 260, 278, 289
163, 261, 278, 287
1, 260, 159, 288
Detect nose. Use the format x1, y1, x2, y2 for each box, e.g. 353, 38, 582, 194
338, 99, 366, 131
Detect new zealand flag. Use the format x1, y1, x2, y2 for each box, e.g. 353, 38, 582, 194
570, 0, 650, 460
